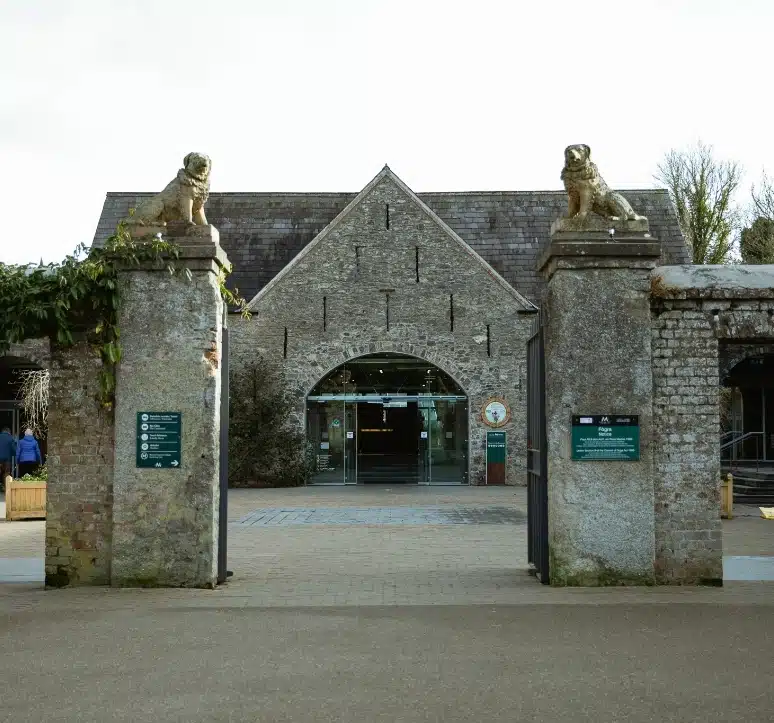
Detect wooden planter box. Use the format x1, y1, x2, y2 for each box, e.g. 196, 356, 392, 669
5, 477, 47, 521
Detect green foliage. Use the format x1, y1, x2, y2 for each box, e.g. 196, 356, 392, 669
228, 356, 309, 488
20, 465, 47, 482
740, 217, 774, 264
655, 142, 742, 264
0, 222, 248, 407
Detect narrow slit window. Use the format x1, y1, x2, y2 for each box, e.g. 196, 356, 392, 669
386, 204, 390, 230
486, 324, 491, 357
283, 327, 288, 359
415, 246, 420, 283
355, 246, 360, 277
386, 293, 390, 330
450, 294, 454, 332
323, 296, 327, 331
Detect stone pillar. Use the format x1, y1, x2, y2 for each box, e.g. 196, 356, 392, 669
46, 340, 114, 587
538, 219, 661, 585
111, 224, 228, 588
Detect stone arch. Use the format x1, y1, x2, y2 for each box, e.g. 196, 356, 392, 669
719, 343, 774, 383
300, 341, 474, 399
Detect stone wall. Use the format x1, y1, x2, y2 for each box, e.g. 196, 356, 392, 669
6, 338, 51, 368
231, 170, 536, 485
45, 340, 114, 586
111, 227, 225, 588
650, 264, 774, 584
540, 231, 659, 585
650, 302, 721, 583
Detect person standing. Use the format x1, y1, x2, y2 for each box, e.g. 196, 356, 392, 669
16, 429, 41, 478
0, 427, 15, 489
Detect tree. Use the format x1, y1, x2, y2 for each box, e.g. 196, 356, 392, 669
655, 142, 743, 264
228, 356, 310, 487
740, 217, 774, 264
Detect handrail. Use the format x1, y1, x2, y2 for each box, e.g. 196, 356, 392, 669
719, 431, 764, 452
720, 431, 764, 472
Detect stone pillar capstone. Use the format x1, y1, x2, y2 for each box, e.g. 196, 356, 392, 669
111, 224, 228, 588
538, 218, 661, 585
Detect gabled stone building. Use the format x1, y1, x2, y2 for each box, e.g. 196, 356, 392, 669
93, 166, 688, 485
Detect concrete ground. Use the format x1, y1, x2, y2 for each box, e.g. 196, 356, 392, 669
2, 486, 774, 721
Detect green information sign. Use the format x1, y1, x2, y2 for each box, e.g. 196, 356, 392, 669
486, 431, 506, 484
486, 431, 507, 464
571, 415, 639, 461
136, 412, 182, 469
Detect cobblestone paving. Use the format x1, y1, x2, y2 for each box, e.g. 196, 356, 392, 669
233, 505, 526, 526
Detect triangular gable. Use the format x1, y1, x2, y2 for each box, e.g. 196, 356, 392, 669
247, 166, 538, 311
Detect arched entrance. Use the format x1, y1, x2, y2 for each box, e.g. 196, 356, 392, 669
722, 353, 774, 463
306, 353, 469, 484
0, 355, 46, 476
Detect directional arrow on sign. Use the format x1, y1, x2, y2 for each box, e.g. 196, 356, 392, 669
171, 460, 179, 467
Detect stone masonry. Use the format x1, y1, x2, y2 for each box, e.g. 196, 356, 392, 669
111, 225, 227, 588
650, 264, 774, 584
539, 223, 660, 585
45, 340, 114, 586
230, 167, 537, 484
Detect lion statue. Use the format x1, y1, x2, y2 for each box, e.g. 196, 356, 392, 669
561, 144, 646, 222
128, 152, 211, 227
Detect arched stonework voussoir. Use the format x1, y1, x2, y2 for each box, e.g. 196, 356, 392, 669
5, 339, 51, 369
719, 343, 774, 382
298, 340, 474, 398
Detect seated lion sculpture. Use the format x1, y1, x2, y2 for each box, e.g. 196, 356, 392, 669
561, 144, 646, 222
128, 152, 211, 227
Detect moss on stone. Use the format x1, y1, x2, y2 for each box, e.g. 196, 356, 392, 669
550, 549, 655, 587
45, 567, 70, 588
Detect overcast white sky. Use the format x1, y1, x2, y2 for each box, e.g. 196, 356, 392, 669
1, 0, 771, 264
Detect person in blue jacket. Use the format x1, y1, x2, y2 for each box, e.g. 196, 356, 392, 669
16, 428, 42, 478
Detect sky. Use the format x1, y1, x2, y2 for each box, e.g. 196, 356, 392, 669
1, 0, 772, 264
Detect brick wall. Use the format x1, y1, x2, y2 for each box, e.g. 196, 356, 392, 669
45, 340, 114, 586
651, 303, 721, 583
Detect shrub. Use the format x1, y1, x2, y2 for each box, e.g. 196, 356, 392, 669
228, 357, 310, 487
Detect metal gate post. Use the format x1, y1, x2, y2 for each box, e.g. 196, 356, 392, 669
217, 321, 230, 584
527, 311, 549, 583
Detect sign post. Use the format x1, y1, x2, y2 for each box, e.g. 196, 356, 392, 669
136, 412, 182, 469
571, 415, 640, 461
486, 430, 507, 484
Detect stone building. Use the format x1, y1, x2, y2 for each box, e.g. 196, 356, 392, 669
92, 166, 689, 485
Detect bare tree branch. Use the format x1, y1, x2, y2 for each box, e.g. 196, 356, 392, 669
655, 142, 742, 264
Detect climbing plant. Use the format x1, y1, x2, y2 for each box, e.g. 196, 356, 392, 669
0, 222, 248, 408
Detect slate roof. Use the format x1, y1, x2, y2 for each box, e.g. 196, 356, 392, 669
93, 188, 687, 306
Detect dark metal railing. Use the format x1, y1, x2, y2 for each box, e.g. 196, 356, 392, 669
527, 312, 549, 584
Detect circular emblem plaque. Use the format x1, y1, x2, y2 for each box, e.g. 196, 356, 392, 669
481, 397, 510, 428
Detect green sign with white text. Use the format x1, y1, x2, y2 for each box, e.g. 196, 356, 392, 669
571, 415, 639, 461
136, 412, 182, 469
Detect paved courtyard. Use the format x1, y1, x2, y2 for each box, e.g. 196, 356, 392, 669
2, 485, 774, 600
2, 486, 774, 722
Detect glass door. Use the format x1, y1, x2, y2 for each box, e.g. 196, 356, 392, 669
344, 402, 357, 484
307, 401, 346, 484
417, 399, 467, 485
